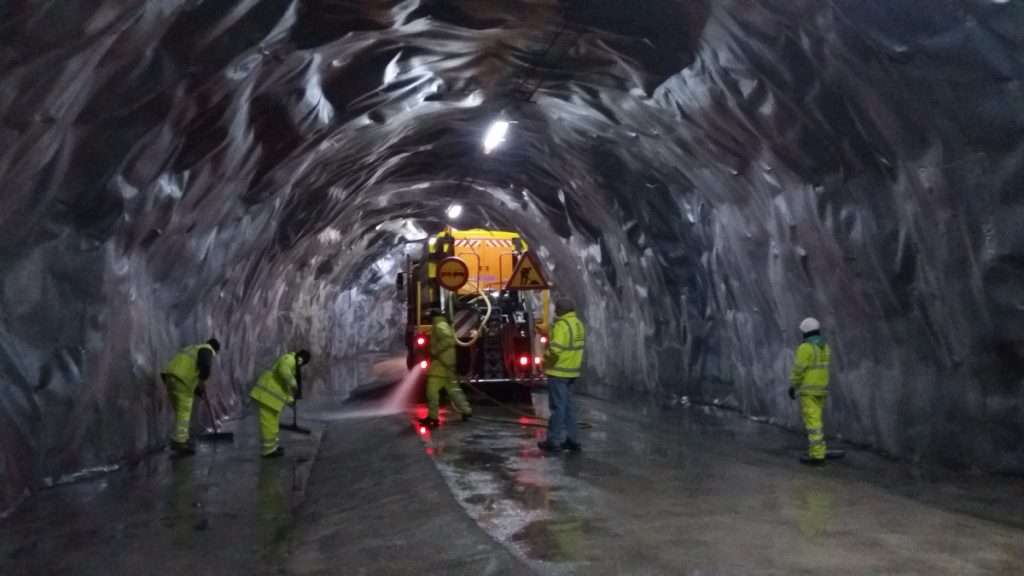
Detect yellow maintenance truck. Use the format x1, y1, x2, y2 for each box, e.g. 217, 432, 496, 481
399, 228, 551, 387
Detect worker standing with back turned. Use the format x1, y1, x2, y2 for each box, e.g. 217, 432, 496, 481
250, 349, 312, 458
420, 308, 472, 427
789, 318, 832, 465
538, 297, 586, 453
161, 338, 220, 455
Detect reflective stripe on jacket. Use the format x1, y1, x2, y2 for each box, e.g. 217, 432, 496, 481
427, 317, 457, 379
544, 312, 585, 379
163, 344, 216, 391
790, 337, 830, 396
250, 352, 299, 411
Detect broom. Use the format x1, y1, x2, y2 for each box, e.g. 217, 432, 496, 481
197, 391, 234, 442
281, 365, 311, 435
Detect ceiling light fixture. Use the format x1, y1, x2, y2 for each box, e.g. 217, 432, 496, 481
483, 120, 509, 154
446, 204, 463, 219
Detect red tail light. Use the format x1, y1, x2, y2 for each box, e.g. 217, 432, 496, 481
419, 426, 427, 435
534, 356, 542, 365
416, 336, 426, 347
540, 336, 548, 344
419, 360, 429, 370
519, 356, 529, 366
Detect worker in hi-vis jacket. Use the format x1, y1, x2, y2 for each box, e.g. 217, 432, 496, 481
538, 297, 586, 453
420, 308, 472, 428
789, 318, 832, 465
161, 338, 220, 455
250, 350, 311, 458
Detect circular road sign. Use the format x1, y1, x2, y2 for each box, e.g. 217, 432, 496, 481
437, 257, 470, 291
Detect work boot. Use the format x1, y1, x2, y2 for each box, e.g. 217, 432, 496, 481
799, 455, 825, 466
262, 447, 285, 459
418, 417, 440, 428
561, 440, 582, 453
170, 441, 195, 455
537, 441, 560, 453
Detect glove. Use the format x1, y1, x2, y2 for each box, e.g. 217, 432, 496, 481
788, 387, 796, 400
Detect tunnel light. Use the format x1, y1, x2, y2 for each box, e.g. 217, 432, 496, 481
446, 204, 463, 219
483, 120, 509, 154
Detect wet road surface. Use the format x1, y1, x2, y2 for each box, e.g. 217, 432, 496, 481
0, 406, 325, 576
2, 380, 1023, 575
425, 394, 1024, 575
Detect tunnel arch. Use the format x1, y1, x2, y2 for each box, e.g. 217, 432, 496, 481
2, 0, 1023, 514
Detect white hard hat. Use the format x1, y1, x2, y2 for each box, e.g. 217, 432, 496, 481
799, 317, 821, 333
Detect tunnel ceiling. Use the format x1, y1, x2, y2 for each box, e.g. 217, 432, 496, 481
2, 0, 1024, 513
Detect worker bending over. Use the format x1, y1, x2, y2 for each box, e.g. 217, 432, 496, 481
538, 297, 586, 453
161, 338, 220, 455
420, 308, 471, 427
250, 349, 311, 458
789, 318, 832, 465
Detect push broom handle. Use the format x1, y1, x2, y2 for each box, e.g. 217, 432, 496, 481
202, 394, 220, 433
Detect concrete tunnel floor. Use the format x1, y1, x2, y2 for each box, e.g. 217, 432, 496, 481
2, 373, 1024, 575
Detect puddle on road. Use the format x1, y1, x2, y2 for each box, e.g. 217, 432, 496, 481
511, 517, 605, 563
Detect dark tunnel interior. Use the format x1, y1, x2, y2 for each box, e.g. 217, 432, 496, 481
1, 0, 1023, 517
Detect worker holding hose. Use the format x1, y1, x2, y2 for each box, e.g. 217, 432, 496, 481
420, 308, 472, 427
250, 349, 312, 458
538, 297, 586, 453
161, 338, 220, 455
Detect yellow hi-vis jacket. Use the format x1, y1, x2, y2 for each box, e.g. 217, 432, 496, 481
162, 343, 216, 391
427, 317, 457, 379
544, 312, 585, 379
250, 352, 300, 412
790, 336, 831, 396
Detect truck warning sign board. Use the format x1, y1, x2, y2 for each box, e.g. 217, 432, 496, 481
437, 257, 469, 291
504, 251, 549, 290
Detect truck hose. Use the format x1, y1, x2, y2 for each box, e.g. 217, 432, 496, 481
454, 290, 492, 348
455, 379, 594, 429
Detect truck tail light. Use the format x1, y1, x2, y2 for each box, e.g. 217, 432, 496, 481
534, 356, 542, 365
540, 336, 548, 344
416, 336, 426, 347
419, 360, 429, 370
519, 356, 529, 366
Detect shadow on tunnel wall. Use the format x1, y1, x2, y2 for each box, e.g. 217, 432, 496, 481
1, 0, 1023, 515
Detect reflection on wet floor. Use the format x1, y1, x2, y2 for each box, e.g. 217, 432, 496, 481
0, 396, 325, 576
0, 354, 389, 576
3, 359, 1024, 575
420, 393, 1024, 575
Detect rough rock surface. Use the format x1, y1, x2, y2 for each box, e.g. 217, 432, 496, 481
1, 0, 1022, 512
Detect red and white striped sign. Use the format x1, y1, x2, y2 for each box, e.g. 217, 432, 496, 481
454, 239, 516, 248
452, 308, 479, 339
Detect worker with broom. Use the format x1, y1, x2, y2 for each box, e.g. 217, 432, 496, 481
250, 349, 312, 458
161, 338, 221, 455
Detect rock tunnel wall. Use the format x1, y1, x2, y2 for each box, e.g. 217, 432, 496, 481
1, 0, 1023, 513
